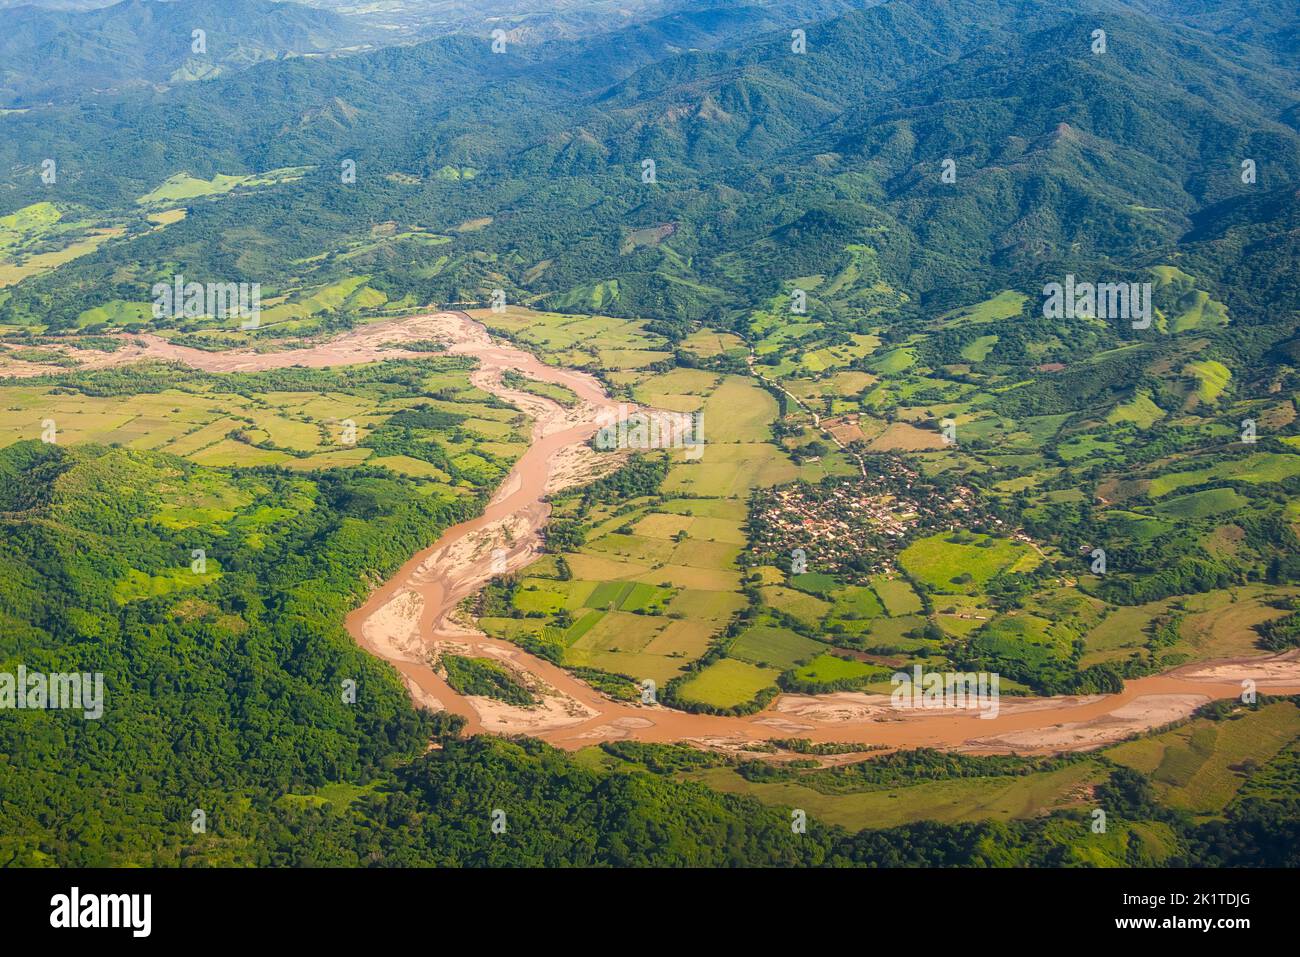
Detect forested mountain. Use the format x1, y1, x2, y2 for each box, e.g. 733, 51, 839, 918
0, 0, 878, 109
2, 0, 1296, 325
1123, 0, 1300, 61
0, 0, 379, 107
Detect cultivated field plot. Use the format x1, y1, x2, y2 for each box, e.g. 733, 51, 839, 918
0, 360, 527, 492
675, 658, 781, 709
678, 329, 747, 360
729, 624, 828, 669
0, 202, 124, 289
1107, 702, 1300, 815
472, 306, 669, 372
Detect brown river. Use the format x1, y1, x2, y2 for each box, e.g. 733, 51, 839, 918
20, 311, 1299, 755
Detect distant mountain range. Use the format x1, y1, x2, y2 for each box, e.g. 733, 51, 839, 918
0, 0, 376, 106
0, 0, 882, 108
0, 0, 1296, 333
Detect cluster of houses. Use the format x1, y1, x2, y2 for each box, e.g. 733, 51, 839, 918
747, 457, 995, 579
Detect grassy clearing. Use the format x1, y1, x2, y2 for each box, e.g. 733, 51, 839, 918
1185, 360, 1231, 401
788, 654, 881, 686
1171, 586, 1300, 661
1107, 391, 1165, 429
898, 533, 1035, 594
685, 760, 1106, 830
1153, 487, 1248, 519
135, 167, 310, 205
1148, 453, 1300, 497
113, 565, 221, 603
1151, 266, 1230, 332
675, 659, 779, 709
0, 201, 124, 287
960, 334, 999, 362
728, 625, 825, 669
969, 613, 1073, 672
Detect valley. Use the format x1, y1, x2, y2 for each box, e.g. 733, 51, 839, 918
11, 307, 1297, 756
2, 0, 1299, 871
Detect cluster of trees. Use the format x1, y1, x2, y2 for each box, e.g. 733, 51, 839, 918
1096, 555, 1245, 606
736, 748, 1074, 791
1257, 604, 1300, 651
439, 655, 536, 707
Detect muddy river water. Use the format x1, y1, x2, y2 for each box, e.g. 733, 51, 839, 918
35, 311, 1298, 754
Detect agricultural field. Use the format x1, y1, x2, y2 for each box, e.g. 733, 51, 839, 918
675, 659, 780, 710
0, 357, 528, 494
728, 625, 826, 670
1107, 701, 1300, 816
786, 653, 884, 691
684, 759, 1109, 831
0, 201, 124, 288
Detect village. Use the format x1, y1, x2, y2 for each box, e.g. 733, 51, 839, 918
746, 455, 1005, 580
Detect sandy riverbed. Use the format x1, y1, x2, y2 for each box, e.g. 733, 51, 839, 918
19, 310, 1300, 755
